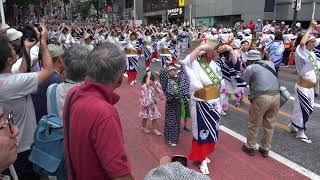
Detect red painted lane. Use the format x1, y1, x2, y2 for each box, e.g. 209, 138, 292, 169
115, 82, 309, 180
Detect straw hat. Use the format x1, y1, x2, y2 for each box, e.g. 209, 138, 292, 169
191, 38, 220, 51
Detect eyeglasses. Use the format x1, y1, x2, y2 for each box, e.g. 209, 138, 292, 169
0, 111, 14, 134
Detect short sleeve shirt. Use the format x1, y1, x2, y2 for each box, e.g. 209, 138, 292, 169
0, 73, 38, 152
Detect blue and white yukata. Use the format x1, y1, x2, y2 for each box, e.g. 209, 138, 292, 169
143, 36, 154, 68
183, 55, 222, 161
265, 40, 285, 72
291, 45, 320, 130
158, 38, 178, 67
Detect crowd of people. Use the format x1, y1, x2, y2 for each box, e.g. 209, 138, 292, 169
0, 17, 319, 180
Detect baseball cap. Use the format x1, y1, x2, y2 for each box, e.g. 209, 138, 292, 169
48, 44, 65, 59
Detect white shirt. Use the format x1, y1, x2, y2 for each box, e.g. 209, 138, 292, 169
0, 73, 38, 152
11, 45, 40, 73
295, 45, 318, 83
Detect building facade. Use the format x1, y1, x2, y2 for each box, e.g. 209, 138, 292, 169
188, 0, 320, 27
119, 0, 320, 27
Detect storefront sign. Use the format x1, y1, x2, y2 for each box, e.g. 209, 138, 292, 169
167, 8, 183, 16
179, 0, 185, 7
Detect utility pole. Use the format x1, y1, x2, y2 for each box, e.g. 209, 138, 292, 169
0, 0, 5, 25
189, 0, 192, 27
292, 0, 298, 28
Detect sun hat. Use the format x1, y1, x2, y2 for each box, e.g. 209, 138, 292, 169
144, 162, 210, 180
246, 50, 261, 61
6, 28, 23, 42
48, 44, 65, 59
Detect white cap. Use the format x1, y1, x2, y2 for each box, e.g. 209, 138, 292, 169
6, 28, 23, 42
222, 28, 227, 33
281, 21, 285, 25
227, 28, 232, 32
211, 28, 217, 34
296, 22, 301, 27
231, 39, 241, 49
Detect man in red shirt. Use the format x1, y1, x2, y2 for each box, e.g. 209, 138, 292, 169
247, 19, 256, 34
63, 43, 134, 180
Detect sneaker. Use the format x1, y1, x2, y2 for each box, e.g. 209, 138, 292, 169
221, 111, 227, 116
258, 147, 269, 158
241, 145, 256, 156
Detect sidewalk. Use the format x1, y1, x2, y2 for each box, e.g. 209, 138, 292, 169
115, 82, 309, 180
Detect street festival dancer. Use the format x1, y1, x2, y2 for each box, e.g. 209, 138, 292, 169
125, 31, 140, 86
182, 38, 238, 174
289, 20, 320, 143
143, 29, 154, 69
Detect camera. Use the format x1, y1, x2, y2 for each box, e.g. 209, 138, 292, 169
22, 25, 38, 41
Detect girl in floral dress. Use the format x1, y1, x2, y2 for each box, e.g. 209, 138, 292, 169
139, 70, 164, 136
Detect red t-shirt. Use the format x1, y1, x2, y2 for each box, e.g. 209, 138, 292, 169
63, 81, 131, 180
247, 22, 255, 31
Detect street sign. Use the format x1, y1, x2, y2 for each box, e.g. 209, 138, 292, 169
179, 0, 185, 7
292, 0, 301, 11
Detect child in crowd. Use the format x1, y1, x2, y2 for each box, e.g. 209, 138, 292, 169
160, 63, 191, 147
139, 69, 164, 136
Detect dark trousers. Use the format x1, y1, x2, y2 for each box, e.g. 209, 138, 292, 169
3, 150, 40, 180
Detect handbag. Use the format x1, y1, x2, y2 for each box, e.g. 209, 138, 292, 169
256, 62, 290, 107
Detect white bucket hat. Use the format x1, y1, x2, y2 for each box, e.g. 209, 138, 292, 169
6, 28, 23, 42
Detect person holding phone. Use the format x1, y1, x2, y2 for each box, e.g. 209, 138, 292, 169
0, 23, 54, 180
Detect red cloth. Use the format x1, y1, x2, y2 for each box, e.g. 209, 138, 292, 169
288, 52, 295, 65
189, 139, 216, 161
63, 81, 131, 180
172, 57, 176, 64
151, 51, 158, 59
247, 22, 255, 31
127, 71, 137, 83
145, 61, 151, 68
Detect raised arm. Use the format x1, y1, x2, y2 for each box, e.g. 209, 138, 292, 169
189, 44, 213, 63
37, 24, 54, 84
218, 44, 238, 65
300, 20, 317, 49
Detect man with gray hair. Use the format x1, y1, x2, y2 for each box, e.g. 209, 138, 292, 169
47, 44, 90, 118
63, 42, 133, 180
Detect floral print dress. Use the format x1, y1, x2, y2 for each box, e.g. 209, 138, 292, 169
139, 81, 164, 120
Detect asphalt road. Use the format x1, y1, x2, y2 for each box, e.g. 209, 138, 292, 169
133, 52, 320, 176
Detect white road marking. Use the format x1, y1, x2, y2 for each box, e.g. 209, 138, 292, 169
289, 96, 320, 108
220, 125, 320, 180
